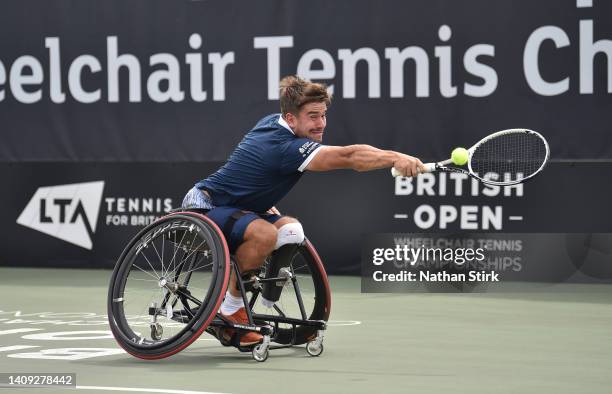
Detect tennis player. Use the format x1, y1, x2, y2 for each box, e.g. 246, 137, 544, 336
182, 75, 424, 346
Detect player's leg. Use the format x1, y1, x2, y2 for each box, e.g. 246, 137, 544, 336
251, 216, 330, 347
231, 219, 278, 294
260, 214, 304, 247
223, 218, 278, 345
259, 216, 305, 307
205, 207, 278, 292
272, 215, 298, 228
205, 207, 278, 346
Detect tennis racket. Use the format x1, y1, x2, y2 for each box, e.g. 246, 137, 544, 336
391, 128, 550, 186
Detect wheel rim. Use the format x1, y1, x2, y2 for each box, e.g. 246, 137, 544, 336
109, 214, 227, 353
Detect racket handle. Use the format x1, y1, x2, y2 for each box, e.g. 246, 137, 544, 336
390, 163, 436, 177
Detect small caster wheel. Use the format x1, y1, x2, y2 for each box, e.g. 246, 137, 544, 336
306, 341, 324, 357
150, 323, 163, 340
252, 344, 269, 362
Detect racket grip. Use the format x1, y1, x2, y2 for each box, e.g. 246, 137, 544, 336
423, 163, 436, 173
390, 163, 436, 177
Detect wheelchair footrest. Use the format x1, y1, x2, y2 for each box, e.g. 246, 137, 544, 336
208, 317, 273, 335
251, 314, 327, 330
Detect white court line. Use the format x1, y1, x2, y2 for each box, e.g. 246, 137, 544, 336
0, 345, 39, 352
77, 386, 230, 394
0, 328, 42, 335
508, 216, 523, 221
327, 320, 361, 326
393, 214, 408, 219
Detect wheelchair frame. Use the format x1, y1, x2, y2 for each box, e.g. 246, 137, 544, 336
108, 209, 330, 362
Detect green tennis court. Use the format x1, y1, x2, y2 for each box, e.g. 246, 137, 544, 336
1, 267, 610, 394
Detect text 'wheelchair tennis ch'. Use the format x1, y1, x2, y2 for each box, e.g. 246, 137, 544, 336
107, 209, 331, 362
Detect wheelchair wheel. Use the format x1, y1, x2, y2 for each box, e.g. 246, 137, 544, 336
251, 239, 331, 345
108, 212, 230, 359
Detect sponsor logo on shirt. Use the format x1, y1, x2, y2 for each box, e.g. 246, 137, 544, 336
299, 141, 318, 157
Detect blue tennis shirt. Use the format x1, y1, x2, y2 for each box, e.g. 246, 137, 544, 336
196, 113, 322, 213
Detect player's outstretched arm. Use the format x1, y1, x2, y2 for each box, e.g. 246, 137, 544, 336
306, 145, 425, 177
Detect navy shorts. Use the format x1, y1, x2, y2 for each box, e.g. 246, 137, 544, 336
206, 207, 281, 254
182, 187, 281, 253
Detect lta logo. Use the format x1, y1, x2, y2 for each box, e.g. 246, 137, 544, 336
16, 181, 105, 250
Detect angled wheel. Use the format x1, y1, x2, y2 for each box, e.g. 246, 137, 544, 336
251, 239, 331, 345
108, 212, 230, 359
306, 341, 324, 357
252, 344, 269, 362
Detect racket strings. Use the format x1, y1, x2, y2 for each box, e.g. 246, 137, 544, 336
470, 132, 547, 183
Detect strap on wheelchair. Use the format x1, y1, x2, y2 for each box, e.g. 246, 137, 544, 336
223, 210, 248, 237
213, 327, 244, 349
218, 328, 256, 350
229, 332, 244, 348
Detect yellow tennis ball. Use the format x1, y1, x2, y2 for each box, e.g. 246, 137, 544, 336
451, 147, 469, 166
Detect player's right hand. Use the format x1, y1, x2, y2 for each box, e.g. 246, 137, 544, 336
393, 154, 426, 177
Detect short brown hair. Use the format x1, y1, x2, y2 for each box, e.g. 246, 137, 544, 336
279, 75, 331, 116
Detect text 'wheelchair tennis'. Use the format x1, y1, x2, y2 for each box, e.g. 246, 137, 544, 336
107, 208, 331, 362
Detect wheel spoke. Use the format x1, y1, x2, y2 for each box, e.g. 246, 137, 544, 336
167, 229, 188, 278
138, 249, 161, 280
150, 241, 165, 279
130, 263, 161, 281
170, 259, 214, 280
164, 240, 209, 278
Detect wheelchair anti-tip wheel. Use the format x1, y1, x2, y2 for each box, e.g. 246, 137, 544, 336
150, 323, 163, 341
251, 337, 271, 362
306, 341, 324, 357
108, 211, 230, 359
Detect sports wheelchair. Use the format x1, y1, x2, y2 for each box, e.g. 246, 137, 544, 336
107, 208, 330, 362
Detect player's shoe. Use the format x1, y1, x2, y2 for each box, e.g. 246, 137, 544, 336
220, 307, 263, 347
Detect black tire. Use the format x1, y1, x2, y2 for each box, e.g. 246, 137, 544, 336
108, 212, 230, 359
251, 239, 331, 345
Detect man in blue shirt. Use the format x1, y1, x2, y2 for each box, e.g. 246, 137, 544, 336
182, 75, 424, 346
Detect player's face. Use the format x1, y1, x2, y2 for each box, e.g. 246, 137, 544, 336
286, 102, 327, 143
